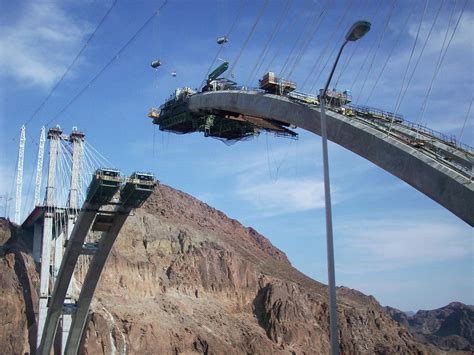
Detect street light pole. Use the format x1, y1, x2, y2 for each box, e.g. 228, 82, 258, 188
319, 21, 371, 355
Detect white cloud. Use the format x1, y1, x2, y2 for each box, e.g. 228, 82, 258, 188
236, 177, 326, 216
227, 139, 340, 216
0, 1, 91, 88
337, 219, 473, 274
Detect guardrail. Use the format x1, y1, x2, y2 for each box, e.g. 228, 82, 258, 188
345, 103, 404, 121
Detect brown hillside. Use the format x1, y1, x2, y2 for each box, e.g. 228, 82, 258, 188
0, 183, 433, 354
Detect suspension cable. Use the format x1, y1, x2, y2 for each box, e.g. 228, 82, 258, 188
355, 0, 398, 104
396, 0, 445, 115
24, 0, 119, 127
387, 0, 428, 135
264, 6, 301, 74
303, 2, 352, 92
229, 0, 269, 76
459, 97, 472, 143
84, 141, 114, 167
416, 0, 468, 134
246, 0, 292, 86
279, 0, 319, 79
286, 0, 332, 80
332, 0, 371, 90
303, 0, 353, 91
203, 0, 247, 85
44, 0, 169, 128
346, 1, 385, 94
251, 0, 295, 84
364, 2, 417, 105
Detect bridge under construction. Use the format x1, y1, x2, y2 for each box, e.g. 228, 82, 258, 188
149, 73, 473, 226
15, 126, 155, 355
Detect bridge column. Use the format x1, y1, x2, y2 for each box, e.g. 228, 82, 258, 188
62, 129, 85, 354
37, 126, 62, 349
33, 222, 43, 263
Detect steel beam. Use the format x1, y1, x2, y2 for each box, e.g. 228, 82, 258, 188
14, 125, 26, 224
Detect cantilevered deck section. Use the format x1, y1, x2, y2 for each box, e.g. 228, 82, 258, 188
151, 89, 472, 226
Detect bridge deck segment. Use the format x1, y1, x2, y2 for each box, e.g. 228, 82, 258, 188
188, 90, 474, 226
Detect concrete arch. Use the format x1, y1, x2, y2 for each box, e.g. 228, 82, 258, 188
188, 90, 474, 226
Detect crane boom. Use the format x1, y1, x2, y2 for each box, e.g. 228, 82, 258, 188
208, 61, 229, 81
34, 126, 46, 207
14, 125, 26, 224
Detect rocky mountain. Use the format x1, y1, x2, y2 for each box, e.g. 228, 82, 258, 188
386, 303, 474, 352
0, 182, 440, 354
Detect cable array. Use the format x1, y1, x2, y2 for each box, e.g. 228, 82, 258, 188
24, 0, 119, 127
415, 0, 468, 133
246, 0, 292, 86
387, 0, 429, 134
229, 0, 269, 77
303, 0, 353, 92
355, 0, 398, 104
203, 0, 248, 85
285, 0, 332, 81
43, 0, 169, 128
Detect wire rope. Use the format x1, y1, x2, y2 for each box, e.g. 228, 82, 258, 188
458, 96, 472, 143
286, 0, 332, 80
302, 0, 352, 91
346, 1, 385, 94
229, 0, 269, 77
332, 0, 371, 90
44, 0, 169, 128
310, 0, 355, 92
416, 0, 468, 134
333, 38, 359, 90
246, 0, 292, 86
250, 0, 294, 84
84, 141, 114, 167
355, 0, 398, 104
395, 0, 445, 115
24, 0, 119, 127
278, 0, 318, 79
387, 0, 428, 135
203, 0, 247, 86
264, 6, 301, 74
363, 2, 417, 106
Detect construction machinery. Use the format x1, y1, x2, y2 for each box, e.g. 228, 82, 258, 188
322, 88, 352, 108
202, 61, 237, 92
85, 168, 122, 204
259, 72, 296, 95
120, 172, 156, 208
151, 60, 162, 68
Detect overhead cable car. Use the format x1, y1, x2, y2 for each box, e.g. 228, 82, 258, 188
217, 36, 228, 45
150, 60, 162, 68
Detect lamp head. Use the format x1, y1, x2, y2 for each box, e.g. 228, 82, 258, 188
345, 21, 371, 42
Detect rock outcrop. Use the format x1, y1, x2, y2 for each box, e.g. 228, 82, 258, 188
0, 219, 39, 354
0, 183, 434, 354
386, 303, 474, 352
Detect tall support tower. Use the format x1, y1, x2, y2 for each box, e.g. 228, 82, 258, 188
61, 127, 85, 353
14, 125, 26, 224
34, 127, 46, 207
37, 126, 63, 350
32, 127, 47, 263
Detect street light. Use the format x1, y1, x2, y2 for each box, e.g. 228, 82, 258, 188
319, 20, 370, 355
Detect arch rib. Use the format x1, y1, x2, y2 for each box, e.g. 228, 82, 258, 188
188, 91, 474, 226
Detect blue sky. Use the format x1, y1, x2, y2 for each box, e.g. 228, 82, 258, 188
0, 0, 472, 312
